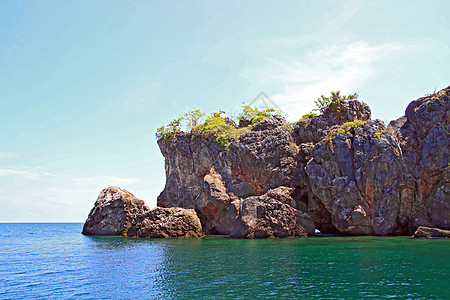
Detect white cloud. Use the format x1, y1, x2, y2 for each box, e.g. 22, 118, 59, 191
0, 169, 39, 180
242, 41, 403, 121
72, 175, 140, 186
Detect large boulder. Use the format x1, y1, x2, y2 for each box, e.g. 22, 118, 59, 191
229, 187, 315, 238
82, 187, 203, 238
125, 207, 204, 238
82, 186, 149, 236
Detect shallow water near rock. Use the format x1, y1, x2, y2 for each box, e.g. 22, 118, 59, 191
1, 223, 448, 299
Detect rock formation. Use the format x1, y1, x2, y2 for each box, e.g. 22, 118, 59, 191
83, 86, 449, 238
306, 119, 404, 235
412, 226, 450, 238
82, 187, 203, 238
156, 86, 448, 237
388, 91, 449, 232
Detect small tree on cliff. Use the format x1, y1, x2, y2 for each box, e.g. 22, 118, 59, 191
237, 106, 278, 128
156, 117, 183, 140
184, 109, 205, 131
314, 91, 358, 119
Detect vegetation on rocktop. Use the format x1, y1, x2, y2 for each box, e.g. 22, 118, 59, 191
341, 120, 367, 133
426, 88, 447, 100
296, 112, 317, 125
237, 106, 279, 128
325, 120, 367, 144
294, 91, 359, 127
156, 90, 361, 147
192, 114, 249, 148
314, 90, 359, 120
156, 106, 281, 148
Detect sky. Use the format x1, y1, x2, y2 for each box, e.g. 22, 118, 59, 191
0, 0, 449, 222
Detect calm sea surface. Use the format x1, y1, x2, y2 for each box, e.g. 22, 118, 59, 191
0, 223, 448, 299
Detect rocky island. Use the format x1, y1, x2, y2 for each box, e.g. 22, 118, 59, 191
83, 87, 449, 238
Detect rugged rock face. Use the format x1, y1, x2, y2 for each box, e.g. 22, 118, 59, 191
125, 207, 204, 238
82, 187, 203, 238
196, 184, 314, 238
304, 87, 449, 235
82, 186, 149, 236
293, 100, 371, 144
156, 86, 449, 237
413, 226, 450, 238
306, 120, 404, 235
157, 116, 317, 237
157, 115, 302, 208
388, 88, 449, 232
229, 187, 315, 238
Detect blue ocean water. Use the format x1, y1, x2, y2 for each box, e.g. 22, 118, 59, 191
0, 223, 448, 299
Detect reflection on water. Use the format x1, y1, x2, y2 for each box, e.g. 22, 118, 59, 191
0, 224, 449, 299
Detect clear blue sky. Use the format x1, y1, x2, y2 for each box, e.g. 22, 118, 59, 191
1, 0, 449, 222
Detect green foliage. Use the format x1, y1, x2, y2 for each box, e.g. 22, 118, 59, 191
426, 89, 447, 99
184, 109, 205, 131
296, 112, 317, 125
341, 120, 366, 133
156, 117, 183, 140
192, 116, 249, 149
237, 105, 278, 128
373, 132, 381, 139
210, 110, 226, 118
156, 105, 278, 147
314, 91, 358, 120
324, 120, 366, 144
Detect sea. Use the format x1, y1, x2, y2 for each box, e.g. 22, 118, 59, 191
0, 223, 448, 299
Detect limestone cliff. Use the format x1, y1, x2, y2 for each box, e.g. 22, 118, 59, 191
82, 86, 449, 238
157, 87, 449, 236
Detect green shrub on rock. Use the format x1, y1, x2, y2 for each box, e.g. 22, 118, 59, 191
192, 114, 249, 149
341, 120, 367, 133
237, 106, 280, 128
184, 109, 205, 131
156, 117, 183, 140
314, 91, 359, 120
296, 112, 317, 125
324, 120, 366, 144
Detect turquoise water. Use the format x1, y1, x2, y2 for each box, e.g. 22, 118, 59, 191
0, 224, 448, 299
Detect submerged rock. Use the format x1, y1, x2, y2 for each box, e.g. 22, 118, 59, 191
82, 187, 203, 238
412, 226, 450, 238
